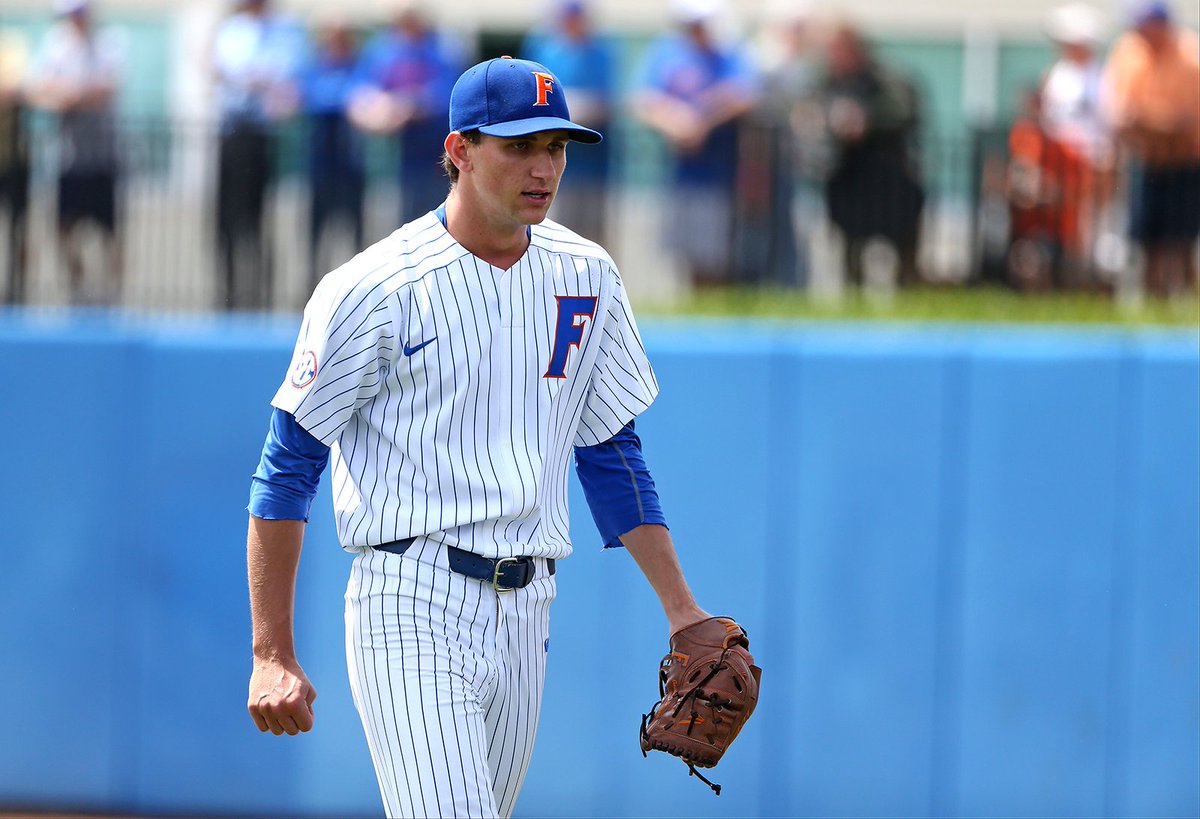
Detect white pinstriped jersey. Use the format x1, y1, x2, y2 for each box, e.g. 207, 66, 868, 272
272, 211, 659, 560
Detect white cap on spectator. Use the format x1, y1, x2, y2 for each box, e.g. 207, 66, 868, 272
53, 0, 90, 14
670, 0, 724, 24
1045, 2, 1107, 46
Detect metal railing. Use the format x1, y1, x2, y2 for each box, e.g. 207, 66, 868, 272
0, 112, 1184, 311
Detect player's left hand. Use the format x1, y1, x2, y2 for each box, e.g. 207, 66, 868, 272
639, 616, 762, 795
248, 656, 317, 736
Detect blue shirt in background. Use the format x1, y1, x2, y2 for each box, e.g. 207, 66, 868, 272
212, 10, 305, 129
635, 32, 758, 187
522, 30, 615, 180
299, 47, 364, 179
355, 28, 463, 170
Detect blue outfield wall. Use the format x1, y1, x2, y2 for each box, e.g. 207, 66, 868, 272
0, 311, 1196, 818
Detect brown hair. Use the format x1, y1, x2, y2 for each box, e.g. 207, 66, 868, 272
441, 129, 482, 185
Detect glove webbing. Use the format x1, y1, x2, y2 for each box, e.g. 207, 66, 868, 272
640, 645, 738, 796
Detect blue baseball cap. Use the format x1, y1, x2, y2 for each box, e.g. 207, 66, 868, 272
449, 57, 603, 144
1133, 1, 1170, 25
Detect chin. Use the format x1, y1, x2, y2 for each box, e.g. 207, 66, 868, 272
520, 203, 554, 225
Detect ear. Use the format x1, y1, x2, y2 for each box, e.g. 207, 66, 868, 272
445, 132, 474, 176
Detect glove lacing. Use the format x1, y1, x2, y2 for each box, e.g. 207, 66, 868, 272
640, 645, 737, 796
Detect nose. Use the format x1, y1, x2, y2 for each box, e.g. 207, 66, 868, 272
531, 145, 558, 180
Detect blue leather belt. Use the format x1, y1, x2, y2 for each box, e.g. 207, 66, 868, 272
374, 538, 554, 592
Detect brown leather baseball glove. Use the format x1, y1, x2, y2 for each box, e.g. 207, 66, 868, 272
639, 616, 762, 795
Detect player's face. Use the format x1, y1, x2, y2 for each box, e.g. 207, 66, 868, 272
468, 131, 569, 231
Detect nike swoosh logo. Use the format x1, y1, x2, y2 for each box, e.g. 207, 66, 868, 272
403, 337, 437, 356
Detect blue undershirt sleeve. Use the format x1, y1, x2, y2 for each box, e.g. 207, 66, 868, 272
247, 407, 331, 522
574, 420, 667, 549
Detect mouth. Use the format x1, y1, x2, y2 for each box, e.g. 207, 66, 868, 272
523, 190, 552, 204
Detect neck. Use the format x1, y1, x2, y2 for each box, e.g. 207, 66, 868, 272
444, 189, 531, 270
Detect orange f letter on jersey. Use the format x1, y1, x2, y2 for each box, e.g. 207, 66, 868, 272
532, 72, 555, 106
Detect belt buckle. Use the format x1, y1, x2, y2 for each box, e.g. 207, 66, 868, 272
493, 557, 520, 593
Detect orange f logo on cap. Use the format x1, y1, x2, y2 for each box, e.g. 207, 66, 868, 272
532, 71, 555, 106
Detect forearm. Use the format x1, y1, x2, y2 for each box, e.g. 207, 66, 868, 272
620, 523, 708, 635
247, 516, 306, 661
246, 515, 317, 735
700, 88, 755, 131
633, 92, 701, 136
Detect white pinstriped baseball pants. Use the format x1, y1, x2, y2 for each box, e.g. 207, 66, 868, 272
345, 540, 556, 819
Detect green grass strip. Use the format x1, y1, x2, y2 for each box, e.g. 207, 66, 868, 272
643, 287, 1200, 328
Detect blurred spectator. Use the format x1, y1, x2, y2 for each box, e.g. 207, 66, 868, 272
1005, 86, 1084, 290
349, 4, 464, 225
211, 0, 301, 310
751, 9, 823, 287
1103, 1, 1200, 298
0, 30, 30, 304
1033, 2, 1114, 287
521, 0, 616, 246
632, 0, 758, 288
26, 0, 123, 305
1041, 4, 1110, 173
299, 18, 366, 292
819, 22, 924, 288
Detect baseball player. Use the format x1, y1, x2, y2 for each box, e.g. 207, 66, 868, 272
245, 57, 713, 818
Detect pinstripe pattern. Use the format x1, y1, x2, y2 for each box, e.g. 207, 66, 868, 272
346, 540, 556, 818
277, 211, 657, 817
272, 213, 658, 560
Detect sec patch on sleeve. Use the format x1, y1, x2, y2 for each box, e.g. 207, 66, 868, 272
290, 350, 318, 388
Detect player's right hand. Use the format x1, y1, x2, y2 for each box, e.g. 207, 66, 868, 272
248, 657, 317, 736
